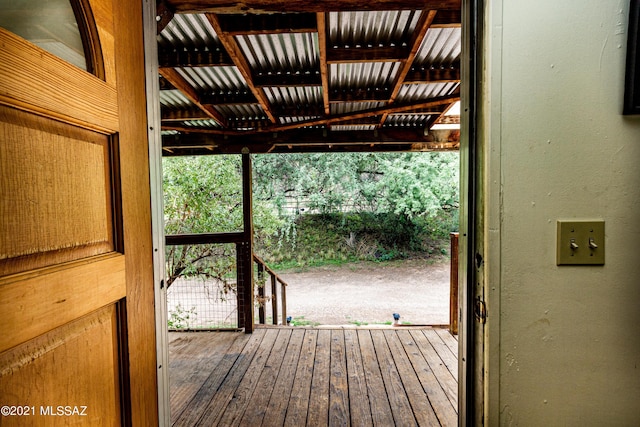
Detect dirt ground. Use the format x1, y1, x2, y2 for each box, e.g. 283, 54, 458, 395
278, 258, 451, 326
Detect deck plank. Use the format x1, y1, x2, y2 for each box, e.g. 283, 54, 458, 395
169, 332, 240, 422
307, 329, 331, 426
383, 329, 441, 426
396, 329, 458, 425
434, 328, 458, 356
370, 329, 417, 426
216, 328, 282, 426
262, 328, 306, 425
238, 329, 293, 426
329, 329, 350, 426
344, 329, 373, 427
284, 329, 318, 427
423, 329, 458, 381
409, 329, 458, 408
168, 327, 458, 426
179, 329, 270, 426
357, 330, 395, 427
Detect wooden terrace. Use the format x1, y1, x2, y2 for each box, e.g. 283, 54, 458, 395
169, 326, 458, 426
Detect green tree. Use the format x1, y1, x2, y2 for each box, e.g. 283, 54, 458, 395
163, 155, 280, 287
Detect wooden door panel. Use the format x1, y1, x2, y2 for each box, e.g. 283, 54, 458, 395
0, 105, 118, 276
0, 254, 125, 353
0, 0, 137, 424
0, 28, 118, 133
0, 304, 122, 426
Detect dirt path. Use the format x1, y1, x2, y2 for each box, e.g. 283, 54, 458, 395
278, 258, 451, 326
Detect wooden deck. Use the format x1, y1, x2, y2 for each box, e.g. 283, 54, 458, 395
169, 326, 458, 426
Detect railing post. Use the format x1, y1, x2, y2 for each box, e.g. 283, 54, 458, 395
257, 262, 265, 324
270, 274, 278, 325
281, 281, 287, 325
449, 232, 459, 335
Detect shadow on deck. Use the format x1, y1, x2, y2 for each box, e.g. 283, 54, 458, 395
169, 326, 458, 426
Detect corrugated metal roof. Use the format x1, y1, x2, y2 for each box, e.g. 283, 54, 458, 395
264, 86, 323, 107
237, 33, 319, 73
384, 114, 436, 127
331, 125, 377, 131
160, 89, 194, 109
176, 66, 247, 92
279, 116, 322, 125
396, 82, 460, 102
414, 27, 461, 66
328, 10, 422, 47
181, 119, 223, 129
330, 62, 401, 89
158, 14, 220, 50
331, 102, 386, 115
215, 104, 267, 120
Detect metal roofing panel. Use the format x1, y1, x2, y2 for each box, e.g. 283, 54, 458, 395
330, 62, 401, 89
331, 125, 377, 131
237, 33, 319, 73
384, 114, 436, 127
160, 89, 194, 109
215, 104, 267, 120
279, 116, 322, 125
328, 10, 422, 47
331, 102, 386, 115
158, 14, 220, 50
176, 66, 247, 92
414, 27, 461, 66
263, 86, 323, 107
396, 82, 460, 102
181, 119, 223, 129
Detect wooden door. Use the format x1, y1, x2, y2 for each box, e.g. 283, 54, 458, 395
0, 0, 157, 425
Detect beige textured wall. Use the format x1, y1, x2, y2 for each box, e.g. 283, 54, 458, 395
484, 0, 640, 424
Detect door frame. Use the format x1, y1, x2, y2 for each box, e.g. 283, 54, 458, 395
142, 1, 488, 424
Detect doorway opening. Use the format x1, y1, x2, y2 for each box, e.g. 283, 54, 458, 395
143, 2, 478, 425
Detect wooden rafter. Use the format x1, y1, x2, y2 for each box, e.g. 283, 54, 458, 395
162, 128, 460, 155
206, 13, 277, 124
317, 12, 331, 116
158, 47, 234, 67
217, 13, 317, 34
161, 94, 458, 134
159, 67, 228, 127
382, 10, 437, 119
166, 0, 460, 14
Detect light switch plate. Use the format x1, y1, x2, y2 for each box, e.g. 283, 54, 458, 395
556, 220, 605, 265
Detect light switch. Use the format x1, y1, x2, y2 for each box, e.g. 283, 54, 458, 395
556, 220, 605, 265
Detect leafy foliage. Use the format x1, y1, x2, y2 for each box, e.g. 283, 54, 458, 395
163, 152, 459, 283
163, 155, 281, 287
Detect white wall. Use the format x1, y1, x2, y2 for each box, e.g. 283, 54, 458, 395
484, 0, 640, 424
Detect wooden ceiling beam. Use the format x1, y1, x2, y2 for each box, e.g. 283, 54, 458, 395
317, 12, 331, 116
159, 67, 228, 127
158, 47, 234, 67
206, 13, 277, 123
166, 0, 461, 14
162, 108, 210, 121
430, 9, 461, 27
200, 91, 258, 104
327, 46, 409, 63
217, 13, 317, 34
404, 64, 461, 83
330, 88, 392, 102
160, 93, 459, 134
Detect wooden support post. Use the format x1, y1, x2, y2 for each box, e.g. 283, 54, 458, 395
281, 281, 287, 325
241, 153, 254, 333
257, 262, 265, 324
270, 275, 277, 325
449, 232, 459, 335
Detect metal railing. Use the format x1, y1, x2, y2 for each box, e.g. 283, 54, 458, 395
254, 254, 288, 326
